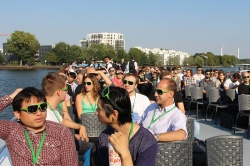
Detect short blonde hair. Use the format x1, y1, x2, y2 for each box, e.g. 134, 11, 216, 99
42, 73, 66, 96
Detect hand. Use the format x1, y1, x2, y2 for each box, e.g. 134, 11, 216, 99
9, 88, 23, 99
109, 131, 130, 158
79, 125, 89, 142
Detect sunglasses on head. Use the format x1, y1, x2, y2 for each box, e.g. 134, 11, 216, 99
123, 80, 135, 85
101, 86, 110, 99
84, 82, 92, 85
20, 102, 47, 114
243, 76, 250, 79
154, 88, 170, 95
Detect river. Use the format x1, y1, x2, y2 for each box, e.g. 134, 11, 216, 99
0, 67, 236, 120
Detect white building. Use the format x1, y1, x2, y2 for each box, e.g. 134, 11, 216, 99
0, 48, 2, 53
80, 32, 125, 50
134, 47, 190, 65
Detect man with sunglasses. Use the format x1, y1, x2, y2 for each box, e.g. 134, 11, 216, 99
0, 87, 78, 165
238, 71, 250, 95
42, 73, 88, 142
138, 78, 187, 142
123, 73, 150, 122
199, 69, 216, 97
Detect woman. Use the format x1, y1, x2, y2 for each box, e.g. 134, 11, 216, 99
112, 70, 124, 88
75, 74, 101, 120
108, 67, 116, 80
184, 69, 196, 86
95, 86, 158, 166
137, 71, 147, 94
216, 71, 226, 90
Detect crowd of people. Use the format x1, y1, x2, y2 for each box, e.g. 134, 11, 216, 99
0, 55, 249, 165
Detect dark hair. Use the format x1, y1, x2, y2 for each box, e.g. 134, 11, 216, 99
104, 56, 110, 60
205, 69, 210, 74
196, 66, 201, 70
99, 87, 132, 125
12, 87, 46, 112
68, 72, 76, 79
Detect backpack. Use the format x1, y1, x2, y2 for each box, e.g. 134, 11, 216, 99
129, 60, 135, 73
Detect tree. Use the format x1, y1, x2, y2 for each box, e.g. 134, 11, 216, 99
43, 52, 60, 65
6, 30, 40, 66
117, 49, 129, 63
53, 42, 71, 64
128, 48, 146, 66
195, 56, 204, 67
0, 52, 5, 64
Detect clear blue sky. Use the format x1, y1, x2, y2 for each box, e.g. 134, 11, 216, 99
1, 0, 249, 58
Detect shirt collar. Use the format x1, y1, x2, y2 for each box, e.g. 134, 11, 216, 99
157, 103, 175, 112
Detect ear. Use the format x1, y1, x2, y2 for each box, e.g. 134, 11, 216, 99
168, 91, 174, 98
134, 84, 138, 89
14, 111, 21, 120
111, 110, 119, 121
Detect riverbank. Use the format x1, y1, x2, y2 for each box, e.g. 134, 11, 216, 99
0, 66, 61, 70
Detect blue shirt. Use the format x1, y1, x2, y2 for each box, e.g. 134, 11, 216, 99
137, 103, 187, 136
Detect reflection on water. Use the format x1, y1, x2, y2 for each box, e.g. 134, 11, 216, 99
0, 69, 57, 120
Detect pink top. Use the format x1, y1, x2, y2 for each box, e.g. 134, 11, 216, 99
112, 78, 123, 88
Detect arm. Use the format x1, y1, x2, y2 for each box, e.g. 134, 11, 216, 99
91, 71, 112, 86
177, 102, 185, 114
61, 101, 72, 121
60, 127, 78, 166
0, 88, 22, 112
75, 94, 83, 120
155, 129, 186, 142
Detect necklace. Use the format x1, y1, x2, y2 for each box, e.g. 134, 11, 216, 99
131, 93, 136, 113
24, 130, 46, 165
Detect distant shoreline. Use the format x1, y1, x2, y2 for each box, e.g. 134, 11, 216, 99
0, 66, 61, 70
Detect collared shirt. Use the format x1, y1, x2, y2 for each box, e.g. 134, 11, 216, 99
137, 103, 187, 136
0, 120, 78, 166
193, 74, 205, 84
0, 95, 13, 112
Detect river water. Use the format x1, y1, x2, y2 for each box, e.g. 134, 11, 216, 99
0, 67, 236, 120
0, 69, 57, 120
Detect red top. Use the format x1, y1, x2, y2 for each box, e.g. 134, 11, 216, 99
112, 78, 123, 88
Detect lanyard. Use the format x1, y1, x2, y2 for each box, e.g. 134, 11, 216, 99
24, 130, 46, 165
128, 122, 134, 143
147, 106, 176, 130
86, 94, 96, 112
131, 93, 136, 113
47, 103, 61, 123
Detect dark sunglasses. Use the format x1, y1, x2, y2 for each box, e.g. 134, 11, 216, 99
84, 82, 92, 85
20, 102, 47, 114
206, 73, 211, 75
243, 76, 250, 78
154, 88, 170, 95
174, 73, 177, 74
109, 70, 115, 72
123, 80, 135, 85
101, 86, 110, 99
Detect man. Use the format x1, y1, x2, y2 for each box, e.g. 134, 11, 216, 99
138, 78, 187, 142
104, 56, 113, 70
126, 57, 137, 74
193, 66, 205, 84
238, 71, 250, 95
123, 73, 150, 122
224, 72, 241, 93
120, 58, 126, 72
42, 73, 88, 141
199, 69, 216, 95
0, 87, 78, 165
176, 67, 183, 81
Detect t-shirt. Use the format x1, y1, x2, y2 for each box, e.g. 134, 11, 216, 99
46, 107, 63, 123
224, 78, 240, 93
130, 93, 151, 122
193, 74, 205, 84
97, 126, 158, 166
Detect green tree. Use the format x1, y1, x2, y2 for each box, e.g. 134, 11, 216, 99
128, 48, 146, 66
117, 49, 129, 63
195, 56, 204, 67
0, 52, 5, 64
221, 55, 231, 67
53, 42, 70, 64
68, 45, 84, 63
43, 52, 60, 65
6, 30, 40, 66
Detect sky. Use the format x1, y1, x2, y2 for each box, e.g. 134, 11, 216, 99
0, 0, 250, 58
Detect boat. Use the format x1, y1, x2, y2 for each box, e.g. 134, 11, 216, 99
235, 64, 250, 71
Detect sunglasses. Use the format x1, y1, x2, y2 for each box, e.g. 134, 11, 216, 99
123, 80, 135, 85
174, 73, 177, 74
243, 76, 250, 78
84, 82, 92, 85
117, 73, 124, 75
109, 70, 115, 72
20, 102, 47, 114
206, 73, 211, 75
101, 86, 110, 99
154, 88, 170, 95
60, 87, 68, 92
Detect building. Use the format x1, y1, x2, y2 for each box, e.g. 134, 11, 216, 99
134, 47, 190, 65
2, 43, 52, 62
80, 32, 125, 50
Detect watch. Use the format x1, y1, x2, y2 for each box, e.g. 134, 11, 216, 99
155, 133, 160, 141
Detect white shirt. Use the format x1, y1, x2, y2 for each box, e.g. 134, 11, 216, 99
46, 107, 63, 123
106, 62, 113, 70
137, 103, 187, 136
130, 93, 150, 118
125, 61, 138, 73
224, 78, 240, 93
177, 73, 184, 80
193, 74, 205, 84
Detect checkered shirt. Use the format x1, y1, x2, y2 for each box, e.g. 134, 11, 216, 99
0, 95, 13, 111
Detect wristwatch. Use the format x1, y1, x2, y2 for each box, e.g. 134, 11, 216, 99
155, 133, 160, 141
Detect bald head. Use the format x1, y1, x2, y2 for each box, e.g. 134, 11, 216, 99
158, 78, 177, 92
86, 67, 96, 75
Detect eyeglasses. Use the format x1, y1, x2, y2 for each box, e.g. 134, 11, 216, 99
243, 76, 250, 78
101, 86, 110, 99
20, 102, 47, 114
60, 87, 68, 92
117, 73, 124, 75
197, 70, 202, 71
174, 73, 177, 74
206, 73, 211, 75
123, 80, 135, 85
84, 82, 92, 85
109, 70, 115, 72
154, 88, 170, 95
